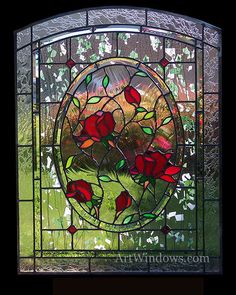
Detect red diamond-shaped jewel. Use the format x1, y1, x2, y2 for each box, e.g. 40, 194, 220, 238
160, 58, 169, 68
66, 58, 76, 68
161, 225, 171, 235
67, 225, 77, 234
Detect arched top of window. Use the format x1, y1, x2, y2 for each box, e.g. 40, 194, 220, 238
16, 6, 221, 49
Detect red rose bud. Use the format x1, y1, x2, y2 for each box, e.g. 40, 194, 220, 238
115, 191, 132, 213
130, 151, 180, 183
66, 180, 93, 203
124, 86, 141, 106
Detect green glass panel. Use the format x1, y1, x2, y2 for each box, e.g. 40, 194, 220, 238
120, 231, 165, 250
42, 189, 70, 229
34, 180, 41, 250
18, 147, 33, 200
17, 95, 32, 145
42, 230, 72, 250
167, 230, 196, 251
19, 201, 33, 256
73, 230, 118, 250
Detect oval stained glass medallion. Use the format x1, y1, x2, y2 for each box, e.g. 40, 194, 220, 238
54, 58, 184, 232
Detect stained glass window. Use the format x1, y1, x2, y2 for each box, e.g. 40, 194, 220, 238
16, 7, 222, 274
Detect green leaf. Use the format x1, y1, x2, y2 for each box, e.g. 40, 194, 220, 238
150, 177, 156, 187
144, 111, 154, 120
156, 215, 164, 222
85, 74, 92, 85
142, 127, 153, 135
115, 159, 125, 171
101, 138, 109, 149
99, 175, 112, 182
92, 195, 102, 200
88, 96, 102, 104
102, 75, 109, 88
86, 201, 93, 209
162, 116, 172, 125
133, 174, 143, 180
142, 213, 157, 219
136, 107, 147, 113
65, 155, 75, 169
123, 215, 134, 224
135, 71, 147, 77
72, 97, 80, 108
104, 134, 114, 141
139, 175, 148, 184
91, 199, 99, 206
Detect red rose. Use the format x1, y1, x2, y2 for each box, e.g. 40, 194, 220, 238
130, 151, 181, 183
124, 86, 141, 106
66, 180, 93, 203
115, 191, 132, 213
83, 111, 115, 140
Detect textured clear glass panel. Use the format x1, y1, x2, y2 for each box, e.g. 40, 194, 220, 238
17, 95, 32, 145
118, 33, 163, 62
166, 64, 195, 101
179, 146, 196, 185
147, 11, 202, 39
18, 147, 33, 200
17, 27, 31, 49
204, 201, 220, 256
167, 230, 196, 250
91, 257, 148, 272
204, 94, 219, 144
71, 33, 117, 63
197, 49, 203, 110
41, 146, 60, 187
42, 230, 72, 250
88, 8, 146, 26
204, 45, 219, 92
33, 11, 87, 41
42, 189, 71, 229
34, 180, 41, 250
177, 102, 195, 144
19, 201, 33, 256
197, 179, 204, 250
17, 46, 31, 93
204, 146, 220, 199
74, 231, 118, 250
165, 39, 195, 62
167, 187, 196, 229
120, 231, 165, 250
35, 258, 89, 272
149, 257, 204, 272
19, 258, 34, 272
142, 27, 195, 46
41, 103, 60, 144
40, 39, 70, 63
204, 27, 221, 47
33, 113, 40, 179
40, 64, 69, 102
